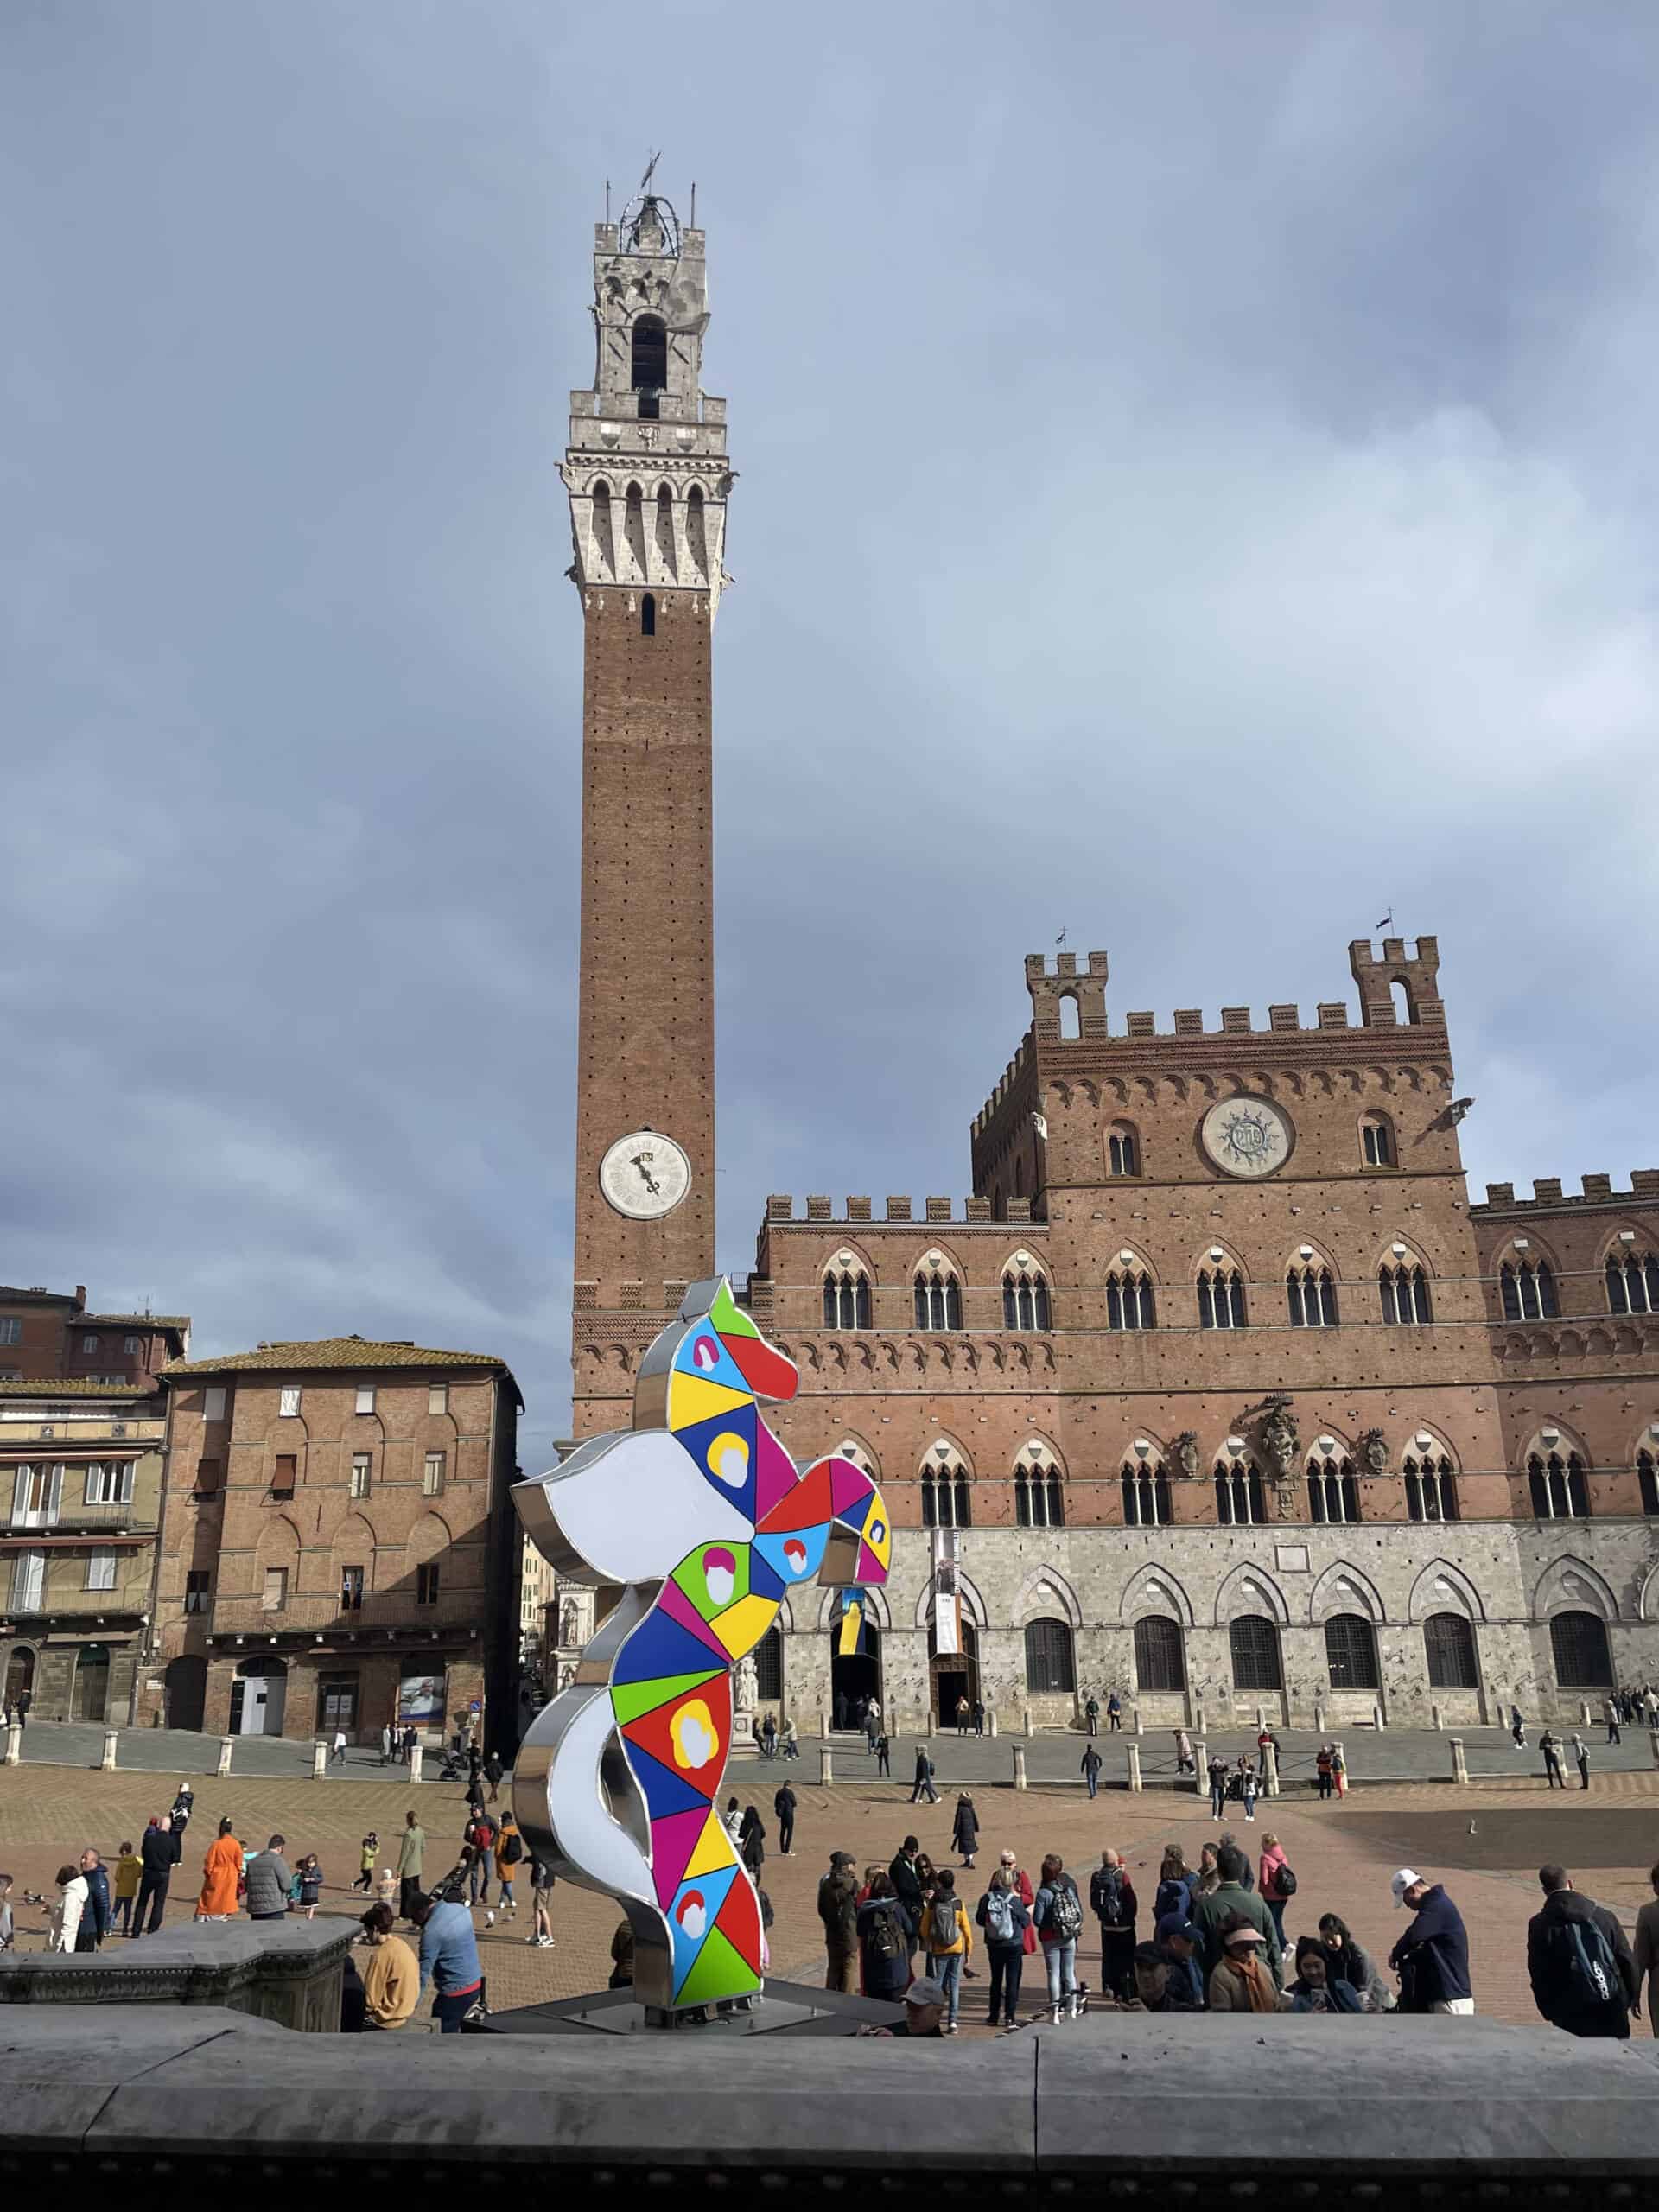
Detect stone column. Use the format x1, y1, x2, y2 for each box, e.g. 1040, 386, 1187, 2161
1194, 1738, 1207, 1796
1255, 1704, 1267, 1729
988, 1709, 998, 1738
1449, 1737, 1469, 1786
409, 1744, 424, 1785
1264, 1743, 1280, 1798
1126, 1744, 1142, 1793
312, 1740, 328, 1780
1649, 1729, 1659, 1766
1023, 1705, 1033, 1736
217, 1736, 234, 1777
4, 1719, 21, 1766
1193, 1705, 1205, 1733
101, 1726, 118, 1772
1313, 1701, 1325, 1733
1372, 1701, 1385, 1732
1431, 1702, 1444, 1732
1580, 1701, 1592, 1726
1012, 1744, 1027, 1792
820, 1747, 834, 1786
1134, 1707, 1144, 1737
819, 1711, 830, 1740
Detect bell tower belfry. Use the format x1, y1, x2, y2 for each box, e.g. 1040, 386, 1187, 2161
566, 186, 732, 1431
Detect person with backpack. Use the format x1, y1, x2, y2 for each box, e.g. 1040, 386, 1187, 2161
1081, 1743, 1103, 1800
1034, 1852, 1084, 2022
910, 1745, 939, 1804
1257, 1832, 1294, 1946
1527, 1864, 1637, 2038
856, 1871, 913, 2003
950, 1792, 979, 1869
1089, 1847, 1137, 2001
976, 1866, 1031, 2026
1153, 1843, 1195, 1927
1389, 1868, 1474, 2014
1084, 1696, 1100, 1738
738, 1805, 766, 1880
1106, 1691, 1122, 1732
493, 1814, 524, 1919
922, 1866, 973, 2033
464, 1810, 496, 1905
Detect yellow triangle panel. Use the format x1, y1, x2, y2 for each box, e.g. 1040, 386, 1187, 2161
683, 1810, 737, 1882
667, 1372, 753, 1433
708, 1592, 779, 1657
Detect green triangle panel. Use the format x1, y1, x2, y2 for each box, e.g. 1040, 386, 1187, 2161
611, 1667, 725, 1727
674, 1919, 762, 2006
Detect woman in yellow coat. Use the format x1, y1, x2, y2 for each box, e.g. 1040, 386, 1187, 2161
196, 1815, 243, 1919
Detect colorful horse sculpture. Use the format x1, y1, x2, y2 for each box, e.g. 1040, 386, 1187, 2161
512, 1276, 891, 2012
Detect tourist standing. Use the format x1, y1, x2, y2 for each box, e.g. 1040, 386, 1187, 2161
1154, 1916, 1206, 2008
774, 1779, 797, 1857
1090, 1847, 1137, 2001
857, 1872, 913, 2004
134, 1816, 173, 1936
111, 1843, 140, 1937
1207, 1917, 1280, 2012
196, 1816, 242, 1921
358, 1902, 419, 2029
1257, 1833, 1293, 1946
1192, 1845, 1281, 1985
1527, 1864, 1637, 2038
245, 1834, 292, 1922
739, 1805, 766, 1881
972, 1698, 985, 1738
1174, 1728, 1194, 1776
1153, 1844, 1195, 1925
1630, 1859, 1659, 2037
1389, 1868, 1474, 2014
922, 1866, 973, 2033
1084, 1695, 1100, 1738
1237, 1754, 1258, 1823
355, 1833, 378, 1893
976, 1868, 1029, 2026
1034, 1852, 1084, 2022
410, 1890, 484, 2032
331, 1726, 347, 1764
1510, 1705, 1528, 1750
890, 1836, 926, 1962
379, 1722, 394, 1765
1571, 1732, 1592, 1791
1315, 1745, 1333, 1800
48, 1864, 88, 1953
1605, 1698, 1622, 1746
494, 1814, 524, 1916
1106, 1692, 1122, 1732
1081, 1743, 1103, 1800
528, 1855, 556, 1949
1207, 1753, 1229, 1820
951, 1792, 979, 1869
818, 1849, 859, 1993
865, 1698, 881, 1751
910, 1745, 939, 1803
296, 1854, 322, 1919
761, 1712, 778, 1759
397, 1810, 426, 1920
0, 1872, 13, 1951
1540, 1729, 1566, 1789
781, 1715, 799, 1759
483, 1749, 504, 1803
74, 1849, 110, 1952
875, 1730, 891, 1777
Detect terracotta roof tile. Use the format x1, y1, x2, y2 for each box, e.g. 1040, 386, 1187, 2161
0, 1377, 156, 1398
80, 1313, 190, 1331
161, 1336, 512, 1377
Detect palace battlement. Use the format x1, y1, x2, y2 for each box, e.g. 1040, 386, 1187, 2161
764, 1194, 1034, 1226
1474, 1171, 1659, 1213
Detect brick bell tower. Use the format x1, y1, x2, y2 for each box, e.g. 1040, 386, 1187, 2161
565, 184, 732, 1433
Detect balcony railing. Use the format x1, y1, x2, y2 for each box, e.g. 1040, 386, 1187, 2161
1, 1584, 144, 1620
207, 1591, 484, 1636
3, 1498, 156, 1537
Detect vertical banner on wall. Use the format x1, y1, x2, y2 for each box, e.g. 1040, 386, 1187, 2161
397, 1667, 447, 1727
837, 1586, 868, 1656
932, 1586, 961, 1656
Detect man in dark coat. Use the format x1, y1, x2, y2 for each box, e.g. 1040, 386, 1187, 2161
134, 1817, 175, 1936
1389, 1868, 1474, 2012
773, 1780, 797, 1858
910, 1745, 938, 1803
1090, 1847, 1138, 2000
889, 1835, 926, 1963
1527, 1864, 1638, 2038
817, 1850, 859, 1994
76, 1848, 111, 1951
1192, 1845, 1281, 1985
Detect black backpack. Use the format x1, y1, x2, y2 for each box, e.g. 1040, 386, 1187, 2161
1551, 1915, 1619, 2010
867, 1908, 901, 1963
1276, 1864, 1298, 1898
503, 1831, 524, 1865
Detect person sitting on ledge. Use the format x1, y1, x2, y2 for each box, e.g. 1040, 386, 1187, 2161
357, 1901, 419, 2031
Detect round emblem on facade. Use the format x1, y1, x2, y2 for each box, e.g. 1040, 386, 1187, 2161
1199, 1096, 1293, 1179
600, 1129, 691, 1218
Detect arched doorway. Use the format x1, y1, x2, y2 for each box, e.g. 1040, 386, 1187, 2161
830, 1618, 881, 1726
930, 1616, 980, 1726
230, 1656, 288, 1736
3, 1645, 35, 1713
163, 1654, 207, 1732
71, 1643, 111, 1722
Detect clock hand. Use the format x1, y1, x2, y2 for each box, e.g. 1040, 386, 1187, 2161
631, 1152, 662, 1194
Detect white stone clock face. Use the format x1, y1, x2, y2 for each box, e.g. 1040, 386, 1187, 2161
600, 1129, 691, 1218
1200, 1096, 1293, 1179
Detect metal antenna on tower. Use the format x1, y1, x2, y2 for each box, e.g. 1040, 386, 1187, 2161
605, 179, 611, 222
639, 150, 661, 196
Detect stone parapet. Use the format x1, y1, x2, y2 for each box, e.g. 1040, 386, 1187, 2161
0, 1918, 352, 2032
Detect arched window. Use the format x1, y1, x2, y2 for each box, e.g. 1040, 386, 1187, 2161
1214, 1461, 1265, 1526
1380, 1262, 1432, 1325
754, 1623, 784, 1703
1107, 1123, 1140, 1177
921, 1452, 971, 1529
1287, 1265, 1338, 1328
1528, 1451, 1589, 1520
1423, 1613, 1478, 1690
913, 1267, 962, 1332
1403, 1453, 1459, 1522
1360, 1116, 1394, 1167
1197, 1267, 1246, 1329
1120, 1463, 1172, 1527
1605, 1251, 1659, 1315
1549, 1610, 1612, 1688
1058, 994, 1080, 1039
1306, 1459, 1361, 1524
1014, 1446, 1065, 1529
1229, 1615, 1282, 1691
1501, 1259, 1558, 1320
631, 313, 666, 416
1639, 1448, 1659, 1516
1026, 1617, 1076, 1694
822, 1269, 872, 1330
1132, 1615, 1185, 1693
640, 591, 656, 637
1106, 1269, 1155, 1330
1324, 1612, 1379, 1691
1002, 1270, 1051, 1331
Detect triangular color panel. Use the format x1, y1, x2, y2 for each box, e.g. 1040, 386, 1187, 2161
671, 1404, 760, 1523
709, 1279, 761, 1341
830, 1485, 877, 1535
656, 1573, 736, 1657
666, 1863, 739, 1987
707, 1591, 779, 1658
675, 1918, 760, 2005
753, 1524, 829, 1587
753, 1425, 800, 1522
757, 1458, 836, 1534
747, 1545, 786, 1603
619, 1738, 716, 1822
830, 1459, 876, 1513
621, 1675, 729, 1795
714, 1869, 765, 1972
683, 1808, 737, 1882
672, 1537, 753, 1623
613, 1602, 736, 1688
650, 1805, 713, 1910
666, 1371, 753, 1433
723, 1329, 799, 1404
671, 1324, 752, 1399
611, 1666, 724, 1727
856, 1538, 889, 1583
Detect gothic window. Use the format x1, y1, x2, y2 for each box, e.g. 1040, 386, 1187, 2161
1549, 1610, 1612, 1688
1640, 1449, 1659, 1516
631, 313, 666, 415
914, 1268, 963, 1332
1287, 1265, 1338, 1327
1132, 1614, 1185, 1693
1214, 1463, 1266, 1526
1107, 1123, 1140, 1177
1403, 1454, 1459, 1522
1198, 1267, 1247, 1329
1014, 1447, 1065, 1529
921, 1452, 971, 1529
1229, 1615, 1283, 1692
1423, 1612, 1478, 1690
1360, 1116, 1395, 1167
1324, 1612, 1379, 1691
1380, 1263, 1433, 1325
823, 1269, 872, 1331
1501, 1259, 1558, 1320
1106, 1269, 1155, 1330
1120, 1464, 1172, 1527
754, 1624, 784, 1703
1605, 1251, 1659, 1315
1002, 1270, 1051, 1331
1026, 1618, 1077, 1694
1306, 1459, 1361, 1524
641, 591, 656, 637
1528, 1451, 1589, 1520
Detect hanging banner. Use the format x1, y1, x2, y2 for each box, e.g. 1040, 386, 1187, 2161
932, 1586, 961, 1656
837, 1586, 868, 1657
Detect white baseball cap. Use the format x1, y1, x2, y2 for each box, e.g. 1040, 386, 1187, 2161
1390, 1867, 1422, 1908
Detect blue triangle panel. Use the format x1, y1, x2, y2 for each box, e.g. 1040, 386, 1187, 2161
747, 1545, 786, 1602
613, 1605, 731, 1688
832, 1487, 877, 1535
673, 1403, 760, 1525
753, 1523, 830, 1588
619, 1737, 715, 1823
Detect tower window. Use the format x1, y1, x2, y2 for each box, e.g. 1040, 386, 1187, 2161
1403, 1453, 1459, 1522
1198, 1267, 1246, 1330
1360, 1116, 1394, 1166
1214, 1463, 1265, 1525
1640, 1449, 1659, 1516
1106, 1124, 1139, 1177
1306, 1459, 1360, 1523
921, 1461, 971, 1528
823, 1269, 872, 1331
1529, 1450, 1588, 1520
1380, 1263, 1432, 1325
1287, 1265, 1338, 1328
913, 1269, 962, 1332
1002, 1270, 1051, 1331
1106, 1269, 1154, 1331
1014, 1451, 1065, 1529
1500, 1259, 1558, 1320
631, 314, 666, 416
641, 592, 656, 637
1605, 1252, 1659, 1315
1121, 1464, 1171, 1527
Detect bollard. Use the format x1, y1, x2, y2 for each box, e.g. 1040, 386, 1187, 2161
1313, 1702, 1325, 1732
409, 1744, 424, 1784
988, 1709, 998, 1738
819, 1711, 830, 1739
1193, 1705, 1205, 1734
1649, 1729, 1659, 1767
217, 1736, 234, 1777
1194, 1738, 1207, 1796
1449, 1736, 1469, 1785
1126, 1743, 1142, 1793
1580, 1701, 1592, 1726
4, 1719, 22, 1767
1372, 1701, 1385, 1732
821, 1747, 834, 1786
312, 1740, 328, 1780
101, 1726, 118, 1773
1264, 1744, 1280, 1798
1255, 1704, 1267, 1730
1023, 1706, 1034, 1737
1012, 1743, 1027, 1791
1431, 1703, 1444, 1732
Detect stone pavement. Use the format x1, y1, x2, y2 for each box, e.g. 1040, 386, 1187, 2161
7, 1719, 451, 1780
4, 1751, 1657, 2036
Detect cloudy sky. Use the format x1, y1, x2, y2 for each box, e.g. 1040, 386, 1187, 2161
6, 3, 1657, 1462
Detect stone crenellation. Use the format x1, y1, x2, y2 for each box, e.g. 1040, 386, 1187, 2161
765, 1197, 1034, 1225
1475, 1172, 1659, 1211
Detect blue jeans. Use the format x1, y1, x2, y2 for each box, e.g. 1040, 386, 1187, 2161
433, 1987, 474, 2034
1044, 1939, 1077, 2006
1210, 1783, 1226, 1817
1085, 1769, 1099, 1798
929, 1950, 963, 2028
1242, 1783, 1256, 1816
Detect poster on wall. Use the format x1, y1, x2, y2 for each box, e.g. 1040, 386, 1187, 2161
932, 1588, 961, 1656
398, 1669, 448, 1726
